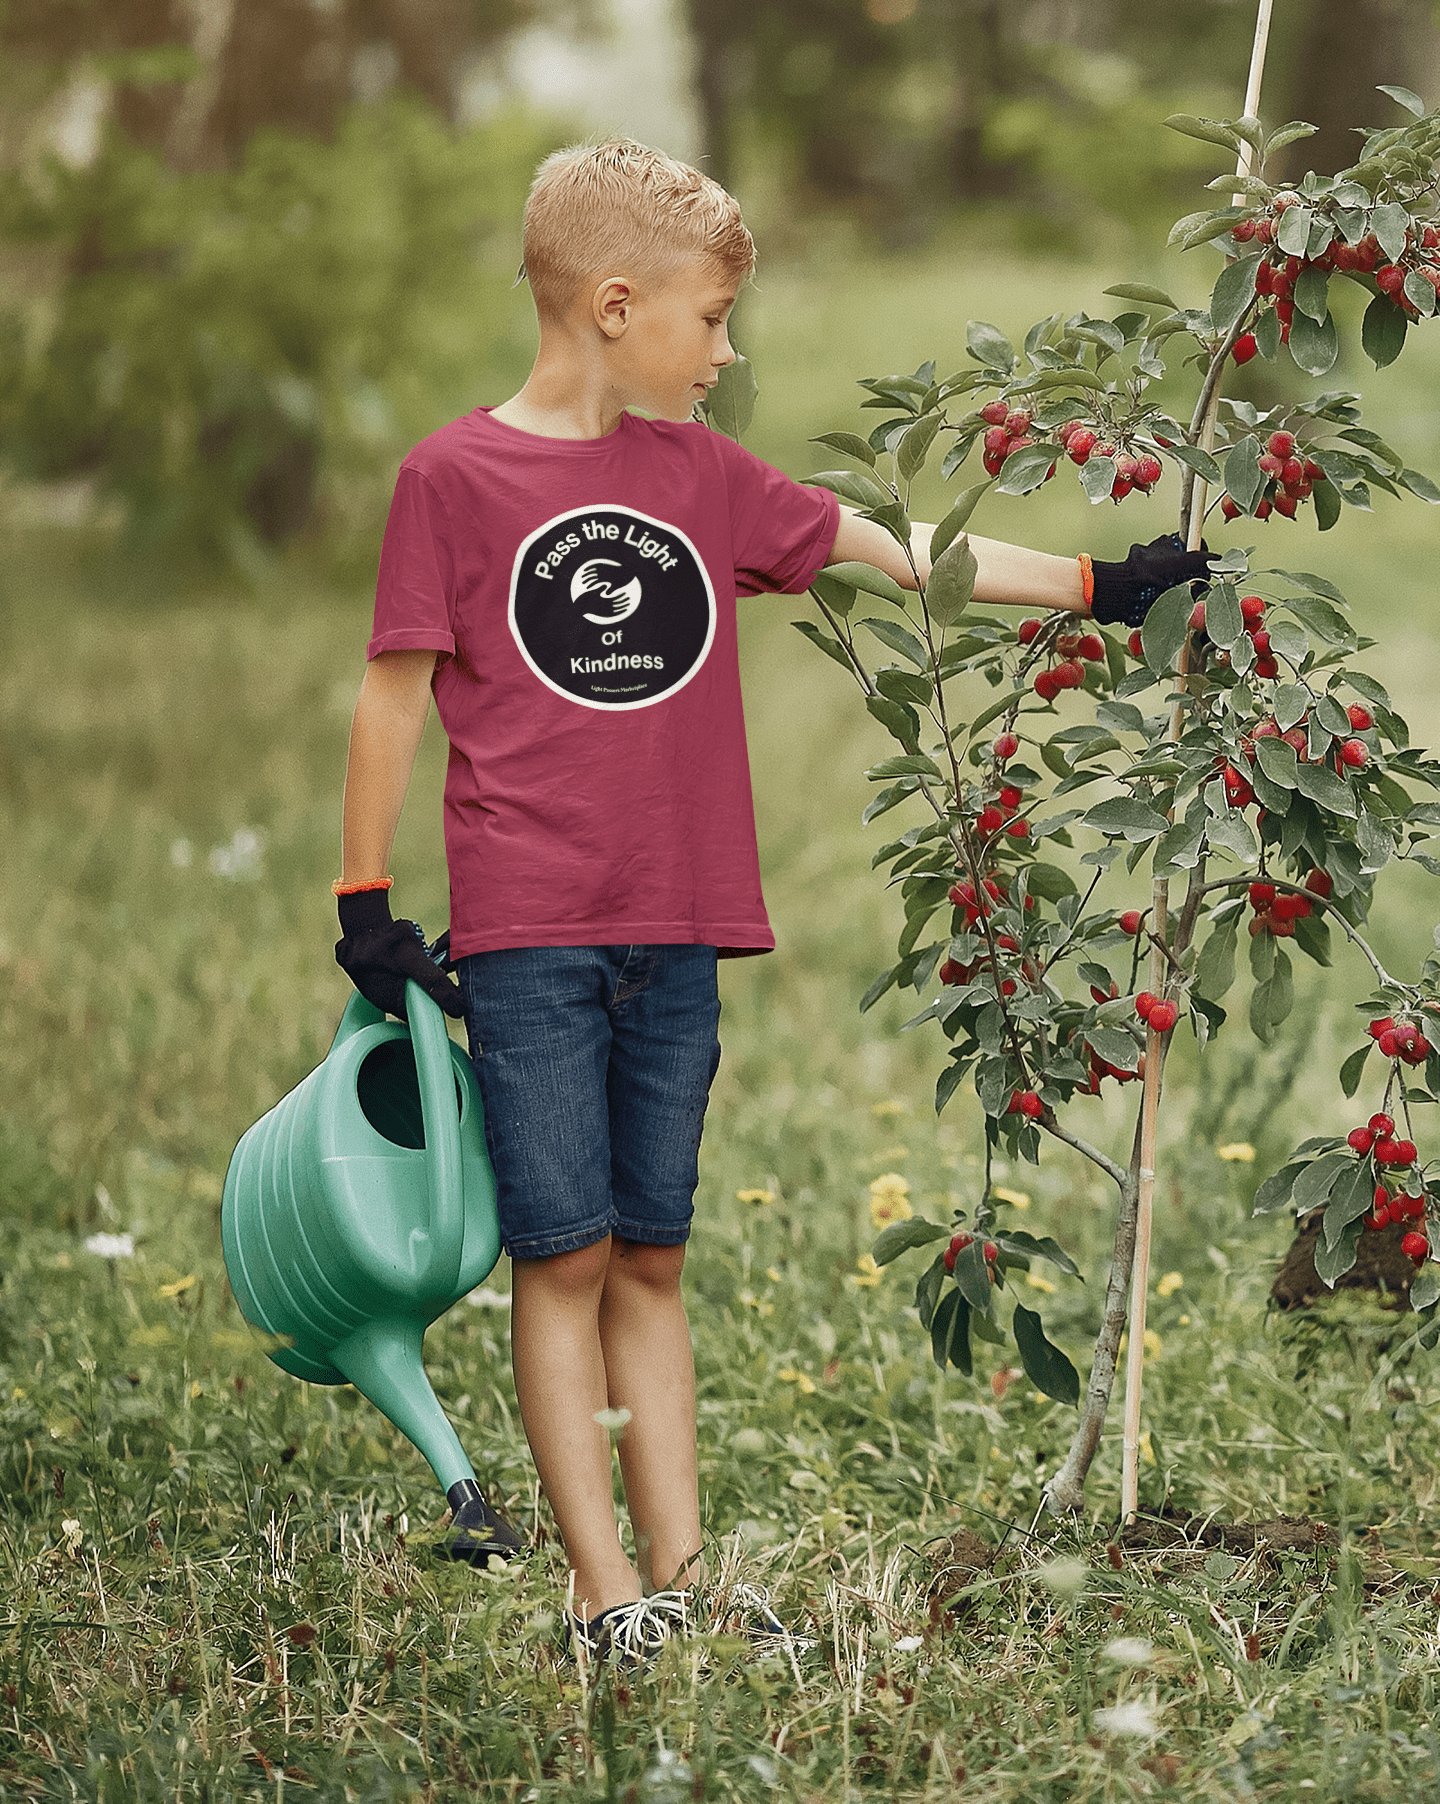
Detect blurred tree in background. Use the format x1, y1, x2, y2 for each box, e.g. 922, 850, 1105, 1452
0, 0, 1436, 568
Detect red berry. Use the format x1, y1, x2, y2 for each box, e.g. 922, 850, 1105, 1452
939, 959, 964, 986
1370, 1112, 1395, 1136
1405, 1035, 1432, 1067
1240, 595, 1266, 625
1005, 409, 1032, 437
981, 400, 1010, 426
1280, 456, 1304, 487
1257, 453, 1284, 479
983, 1241, 999, 1262
1274, 495, 1298, 519
1007, 819, 1030, 839
1135, 992, 1156, 1021
1347, 704, 1374, 732
1303, 459, 1325, 483
1367, 1205, 1390, 1231
1396, 1140, 1419, 1166
983, 448, 1005, 477
978, 806, 1005, 834
1222, 765, 1254, 807
1077, 633, 1106, 662
1119, 910, 1143, 935
993, 732, 1019, 759
1111, 476, 1134, 502
1017, 618, 1043, 645
1369, 1019, 1395, 1041
1379, 1029, 1401, 1059
1009, 1090, 1043, 1120
1267, 431, 1295, 458
1255, 499, 1273, 520
1249, 882, 1275, 910
944, 1231, 972, 1271
1189, 600, 1207, 632
1232, 218, 1257, 242
1067, 428, 1097, 465
1127, 629, 1144, 657
1148, 1001, 1178, 1033
999, 784, 1023, 810
1232, 333, 1258, 365
1402, 1231, 1429, 1262
1281, 726, 1309, 759
1349, 1127, 1375, 1154
1377, 264, 1406, 295
984, 425, 1009, 456
1249, 629, 1271, 655
1133, 454, 1162, 489
1221, 495, 1241, 521
948, 882, 975, 906
1304, 868, 1333, 898
1375, 1137, 1405, 1165
1056, 659, 1086, 690
1340, 739, 1369, 769
1034, 668, 1060, 701
1254, 655, 1279, 679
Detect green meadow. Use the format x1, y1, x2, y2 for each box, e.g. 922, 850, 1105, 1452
6, 237, 1440, 1800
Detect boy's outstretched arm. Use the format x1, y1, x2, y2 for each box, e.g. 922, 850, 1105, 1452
335, 649, 465, 1020
826, 506, 1209, 624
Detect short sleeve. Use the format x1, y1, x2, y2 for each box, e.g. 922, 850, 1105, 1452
712, 436, 841, 598
368, 465, 459, 660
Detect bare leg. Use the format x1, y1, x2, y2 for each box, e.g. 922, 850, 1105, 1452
509, 1237, 640, 1621
599, 1238, 702, 1594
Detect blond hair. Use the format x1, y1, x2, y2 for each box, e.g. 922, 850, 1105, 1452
521, 138, 755, 321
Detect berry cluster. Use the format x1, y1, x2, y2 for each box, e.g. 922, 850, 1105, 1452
1216, 430, 1327, 525
1135, 992, 1178, 1033
978, 399, 1162, 503
1247, 869, 1330, 938
1368, 1014, 1433, 1066
1347, 1111, 1429, 1258
939, 871, 1034, 996
1007, 1088, 1044, 1119
943, 1231, 998, 1273
1017, 618, 1107, 700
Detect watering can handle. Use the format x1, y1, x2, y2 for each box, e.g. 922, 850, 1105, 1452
405, 979, 466, 1299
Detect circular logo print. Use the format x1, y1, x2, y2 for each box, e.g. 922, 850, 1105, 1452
509, 506, 716, 710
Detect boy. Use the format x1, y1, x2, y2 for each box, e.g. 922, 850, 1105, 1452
333, 138, 1205, 1661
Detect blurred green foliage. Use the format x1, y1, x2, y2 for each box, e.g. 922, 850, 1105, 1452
0, 102, 553, 571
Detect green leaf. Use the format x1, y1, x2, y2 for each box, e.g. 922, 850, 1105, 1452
1224, 435, 1264, 513
860, 616, 928, 668
926, 535, 978, 627
1314, 1219, 1361, 1286
930, 483, 991, 560
1377, 83, 1425, 116
1339, 1042, 1372, 1098
1264, 121, 1318, 155
1204, 581, 1243, 649
1166, 443, 1226, 488
825, 561, 909, 606
865, 694, 920, 750
1012, 1304, 1080, 1405
1400, 468, 1440, 505
1313, 478, 1342, 531
1024, 861, 1078, 902
1289, 310, 1338, 378
1256, 738, 1300, 790
1081, 797, 1171, 841
1210, 255, 1260, 334
872, 1217, 950, 1265
1195, 916, 1239, 1001
809, 569, 858, 616
1252, 1162, 1304, 1216
1269, 946, 1294, 1026
930, 1289, 972, 1373
1153, 818, 1205, 878
1140, 582, 1196, 674
915, 1252, 946, 1329
811, 430, 876, 466
1293, 1150, 1353, 1216
866, 753, 940, 782
951, 1237, 994, 1312
700, 354, 756, 439
1164, 114, 1240, 150
1372, 202, 1412, 263
1276, 206, 1314, 258
897, 413, 943, 483
1293, 264, 1330, 324
995, 1230, 1081, 1278
876, 667, 933, 708
1086, 1026, 1139, 1073
861, 779, 919, 826
1362, 294, 1408, 370
1103, 283, 1177, 308
996, 445, 1058, 496
790, 619, 852, 671
1293, 761, 1358, 818
966, 321, 1016, 372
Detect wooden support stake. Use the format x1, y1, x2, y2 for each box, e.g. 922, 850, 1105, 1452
1120, 0, 1277, 1522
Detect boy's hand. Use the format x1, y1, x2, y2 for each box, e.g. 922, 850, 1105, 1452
1089, 534, 1212, 628
335, 889, 466, 1021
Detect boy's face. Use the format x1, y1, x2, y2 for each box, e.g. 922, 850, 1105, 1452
598, 258, 739, 422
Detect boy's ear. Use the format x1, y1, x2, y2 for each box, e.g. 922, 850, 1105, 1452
593, 277, 634, 339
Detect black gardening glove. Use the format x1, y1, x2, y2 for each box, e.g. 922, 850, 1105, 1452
335, 890, 466, 1021
1090, 533, 1213, 628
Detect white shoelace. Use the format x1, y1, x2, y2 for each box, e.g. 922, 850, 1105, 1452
575, 1588, 692, 1663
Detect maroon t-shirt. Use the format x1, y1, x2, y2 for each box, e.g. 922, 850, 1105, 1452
369, 407, 840, 958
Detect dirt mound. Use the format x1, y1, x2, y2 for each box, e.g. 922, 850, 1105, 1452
1119, 1506, 1338, 1554
1271, 1210, 1418, 1311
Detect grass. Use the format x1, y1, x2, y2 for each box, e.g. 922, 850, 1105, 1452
6, 235, 1440, 1800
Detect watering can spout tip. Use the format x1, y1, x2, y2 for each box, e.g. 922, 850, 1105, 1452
440, 1479, 527, 1566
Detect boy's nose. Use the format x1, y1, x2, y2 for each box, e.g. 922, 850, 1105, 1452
713, 336, 737, 369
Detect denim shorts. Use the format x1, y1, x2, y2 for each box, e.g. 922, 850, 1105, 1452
454, 944, 722, 1262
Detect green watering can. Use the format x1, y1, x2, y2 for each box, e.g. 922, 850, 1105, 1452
221, 978, 521, 1563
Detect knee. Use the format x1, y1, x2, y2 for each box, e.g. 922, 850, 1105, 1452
514, 1236, 613, 1305
608, 1237, 686, 1297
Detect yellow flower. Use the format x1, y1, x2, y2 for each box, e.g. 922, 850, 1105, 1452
851, 1254, 883, 1288
737, 1289, 774, 1317
1139, 1431, 1156, 1467
1156, 1271, 1183, 1298
765, 1266, 782, 1284
158, 1274, 197, 1299
993, 1186, 1031, 1210
868, 1172, 913, 1229
1117, 1329, 1163, 1360
1026, 1271, 1057, 1294
1178, 1314, 1191, 1327
871, 1099, 910, 1120
737, 1188, 775, 1206
1216, 1142, 1256, 1163
777, 1367, 818, 1395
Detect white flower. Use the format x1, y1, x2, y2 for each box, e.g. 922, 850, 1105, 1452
209, 828, 263, 881
894, 1635, 924, 1653
465, 1286, 511, 1308
83, 1233, 134, 1259
1093, 1700, 1161, 1738
1101, 1636, 1154, 1666
170, 838, 194, 869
